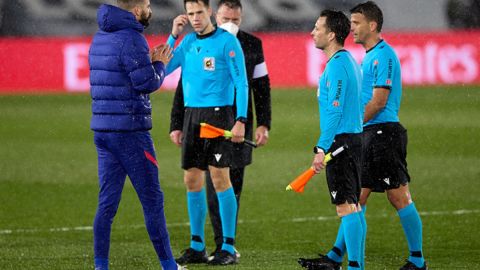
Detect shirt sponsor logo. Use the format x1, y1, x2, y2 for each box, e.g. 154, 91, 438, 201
204, 57, 215, 71
387, 58, 393, 79
335, 80, 342, 100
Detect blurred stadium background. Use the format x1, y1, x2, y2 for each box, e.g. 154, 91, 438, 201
1, 0, 480, 92
1, 0, 479, 269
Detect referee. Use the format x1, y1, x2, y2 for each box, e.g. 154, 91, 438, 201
298, 9, 364, 270
311, 2, 427, 270
165, 0, 249, 265
169, 0, 271, 259
351, 2, 426, 269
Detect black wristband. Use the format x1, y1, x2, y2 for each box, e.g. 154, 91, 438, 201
313, 146, 325, 154
236, 117, 248, 124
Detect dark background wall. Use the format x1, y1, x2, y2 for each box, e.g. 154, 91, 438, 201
2, 0, 475, 36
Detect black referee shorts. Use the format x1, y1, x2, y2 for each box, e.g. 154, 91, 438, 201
361, 122, 410, 192
181, 106, 234, 170
325, 133, 362, 205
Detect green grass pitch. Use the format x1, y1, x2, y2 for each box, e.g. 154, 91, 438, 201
0, 86, 479, 269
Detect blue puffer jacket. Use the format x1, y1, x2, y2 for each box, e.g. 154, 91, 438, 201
89, 4, 165, 131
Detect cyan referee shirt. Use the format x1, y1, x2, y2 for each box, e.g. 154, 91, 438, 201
362, 40, 402, 126
166, 28, 248, 119
317, 49, 363, 152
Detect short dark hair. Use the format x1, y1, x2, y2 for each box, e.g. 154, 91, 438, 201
320, 10, 351, 46
350, 1, 384, 32
218, 0, 242, 10
117, 0, 145, 10
184, 0, 210, 9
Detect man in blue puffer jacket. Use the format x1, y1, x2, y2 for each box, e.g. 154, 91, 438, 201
88, 1, 179, 269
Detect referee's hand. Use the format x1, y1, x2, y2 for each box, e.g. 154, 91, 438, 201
312, 152, 326, 173
231, 121, 245, 143
169, 130, 183, 147
172, 14, 188, 38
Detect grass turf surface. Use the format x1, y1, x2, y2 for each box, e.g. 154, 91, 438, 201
0, 86, 479, 269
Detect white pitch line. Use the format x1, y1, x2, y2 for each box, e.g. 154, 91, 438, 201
1, 209, 479, 235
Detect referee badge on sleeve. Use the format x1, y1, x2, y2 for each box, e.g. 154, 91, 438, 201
204, 57, 215, 71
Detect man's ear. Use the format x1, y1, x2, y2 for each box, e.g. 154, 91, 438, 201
369, 21, 378, 33
328, 31, 336, 43
207, 7, 213, 17
132, 6, 141, 19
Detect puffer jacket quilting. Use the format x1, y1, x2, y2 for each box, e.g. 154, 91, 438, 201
89, 4, 165, 131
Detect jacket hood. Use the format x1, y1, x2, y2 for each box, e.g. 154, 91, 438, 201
97, 4, 144, 33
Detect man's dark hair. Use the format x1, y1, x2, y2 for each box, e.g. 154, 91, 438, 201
117, 0, 145, 10
350, 1, 384, 32
218, 0, 242, 10
320, 10, 350, 46
184, 0, 210, 9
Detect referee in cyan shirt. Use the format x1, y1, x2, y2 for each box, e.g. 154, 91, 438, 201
165, 0, 248, 266
169, 0, 271, 260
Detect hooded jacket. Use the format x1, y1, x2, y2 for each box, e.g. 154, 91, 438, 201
89, 4, 165, 131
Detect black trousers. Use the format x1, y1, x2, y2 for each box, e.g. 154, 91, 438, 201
205, 167, 245, 249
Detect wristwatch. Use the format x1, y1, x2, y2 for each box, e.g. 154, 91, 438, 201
236, 117, 248, 124
313, 146, 325, 154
